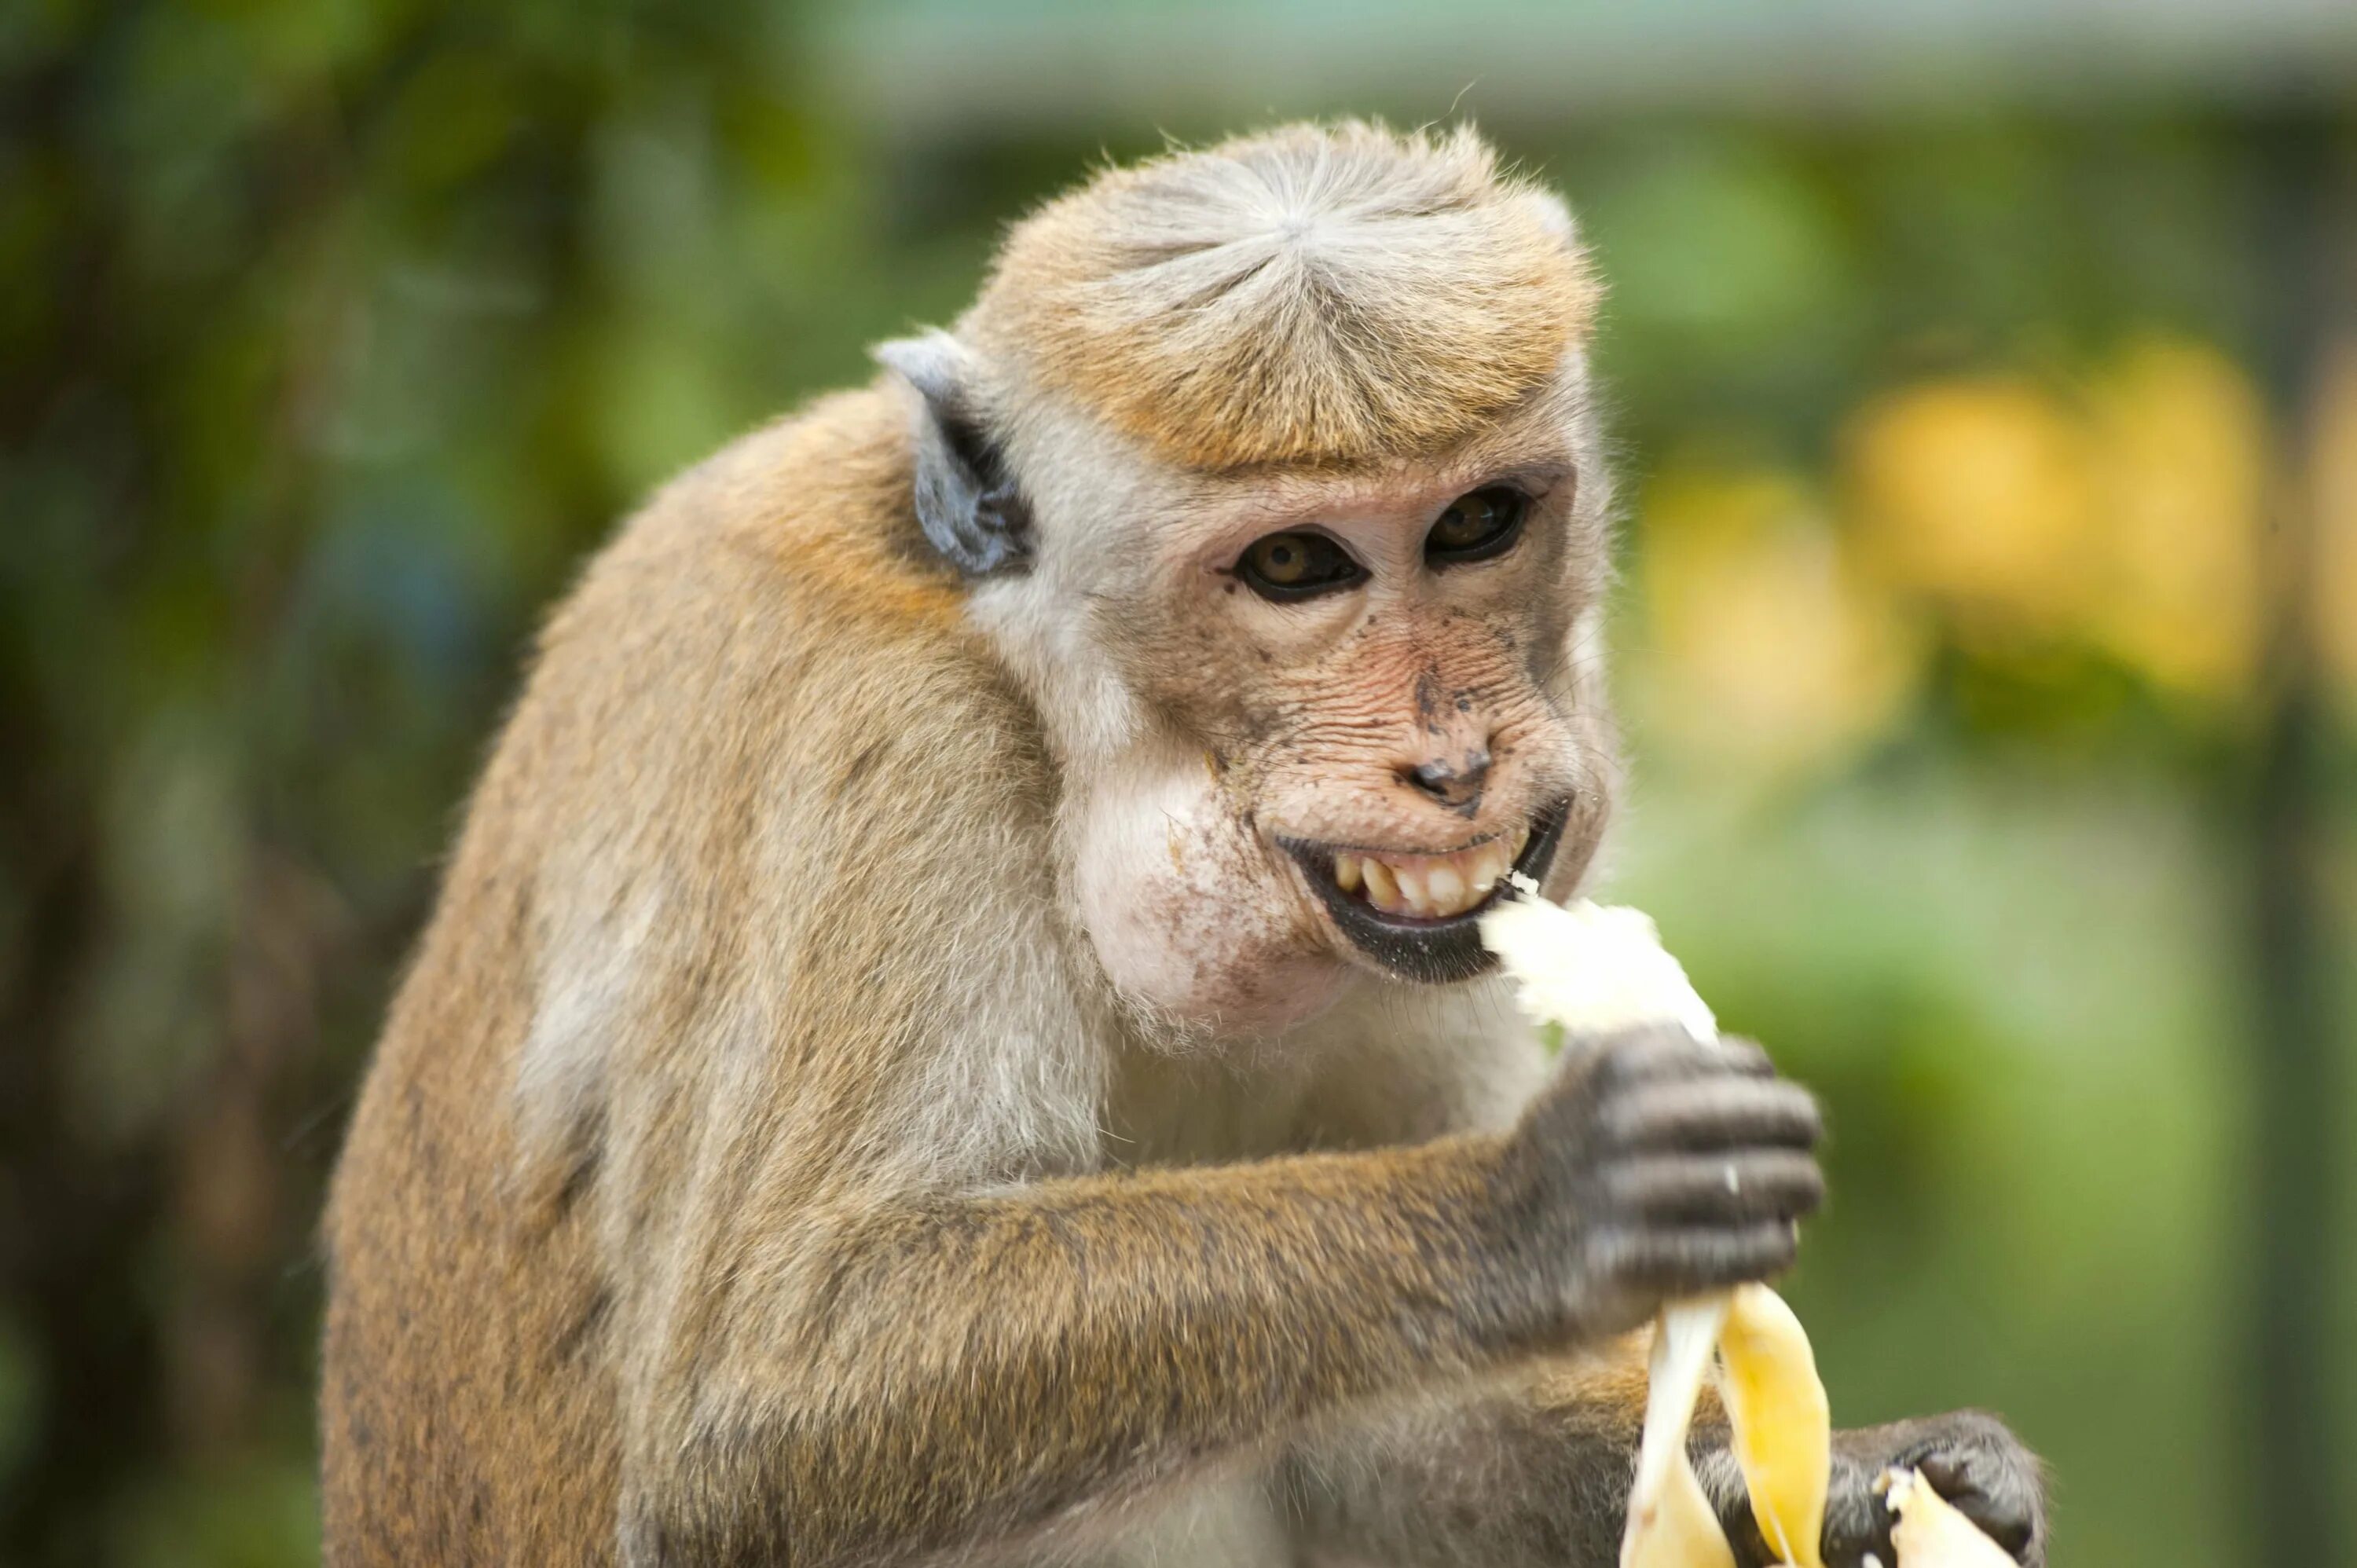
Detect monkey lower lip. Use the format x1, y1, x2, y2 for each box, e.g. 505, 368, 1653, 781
1281, 801, 1571, 985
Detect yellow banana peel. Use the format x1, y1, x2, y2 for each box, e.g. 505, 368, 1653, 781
1719, 1284, 1830, 1568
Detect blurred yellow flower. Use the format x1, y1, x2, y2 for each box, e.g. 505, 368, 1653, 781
2315, 343, 2357, 714
1842, 340, 2268, 710
1632, 466, 1926, 774
1843, 377, 2102, 639
2081, 340, 2267, 705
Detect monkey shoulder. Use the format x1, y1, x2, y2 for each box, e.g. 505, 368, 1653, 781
519, 385, 1043, 795
599, 384, 964, 634
355, 383, 1061, 1189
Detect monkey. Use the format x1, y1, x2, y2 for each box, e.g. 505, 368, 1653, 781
319, 122, 2047, 1566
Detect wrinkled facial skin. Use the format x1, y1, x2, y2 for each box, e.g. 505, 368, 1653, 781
1026, 408, 1616, 1038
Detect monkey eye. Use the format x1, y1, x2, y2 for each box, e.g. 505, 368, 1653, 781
1425, 486, 1529, 566
1236, 531, 1365, 602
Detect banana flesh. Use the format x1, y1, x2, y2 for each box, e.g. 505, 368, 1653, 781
1621, 1297, 1735, 1568
1885, 1468, 2018, 1568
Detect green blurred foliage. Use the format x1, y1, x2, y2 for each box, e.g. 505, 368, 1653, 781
2, 2, 2352, 1564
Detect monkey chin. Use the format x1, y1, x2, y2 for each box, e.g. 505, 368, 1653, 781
1281, 798, 1574, 986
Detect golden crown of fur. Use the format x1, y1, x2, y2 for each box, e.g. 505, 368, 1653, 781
966, 122, 1600, 471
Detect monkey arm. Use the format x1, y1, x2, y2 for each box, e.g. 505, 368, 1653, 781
626, 1138, 1562, 1566
615, 1025, 1818, 1566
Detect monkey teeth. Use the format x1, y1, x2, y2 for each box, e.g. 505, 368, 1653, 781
1331, 826, 1530, 921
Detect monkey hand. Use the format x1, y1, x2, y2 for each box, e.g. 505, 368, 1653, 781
1696, 1409, 2047, 1568
1494, 1024, 1824, 1343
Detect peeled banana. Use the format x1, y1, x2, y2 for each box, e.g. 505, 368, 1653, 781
1479, 889, 2012, 1568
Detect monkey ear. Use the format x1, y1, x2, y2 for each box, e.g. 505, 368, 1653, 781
874, 331, 1033, 578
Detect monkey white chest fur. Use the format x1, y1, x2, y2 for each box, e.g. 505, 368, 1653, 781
1099, 972, 1552, 1168
319, 120, 2044, 1568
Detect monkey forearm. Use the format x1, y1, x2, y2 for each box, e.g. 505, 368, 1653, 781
1279, 1349, 1654, 1568
642, 1138, 1563, 1565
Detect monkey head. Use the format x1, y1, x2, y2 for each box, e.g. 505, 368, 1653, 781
878, 123, 1618, 1033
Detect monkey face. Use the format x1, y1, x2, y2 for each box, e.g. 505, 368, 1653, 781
1168, 459, 1611, 993
975, 394, 1618, 1033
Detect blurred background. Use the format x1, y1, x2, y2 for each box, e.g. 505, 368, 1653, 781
3, 1, 2354, 1563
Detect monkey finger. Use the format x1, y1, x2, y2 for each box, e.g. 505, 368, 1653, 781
1604, 1150, 1824, 1225
1602, 1076, 1822, 1154
1566, 1026, 1736, 1096
1599, 1218, 1802, 1297
1709, 1035, 1777, 1078
1593, 1027, 1773, 1083
1907, 1423, 2044, 1563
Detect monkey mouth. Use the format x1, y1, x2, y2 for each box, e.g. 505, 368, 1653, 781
1280, 800, 1572, 984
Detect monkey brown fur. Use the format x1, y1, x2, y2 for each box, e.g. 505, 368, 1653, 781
970, 123, 1598, 471
321, 123, 2045, 1566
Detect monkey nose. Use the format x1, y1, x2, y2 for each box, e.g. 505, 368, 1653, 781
1401, 746, 1492, 809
